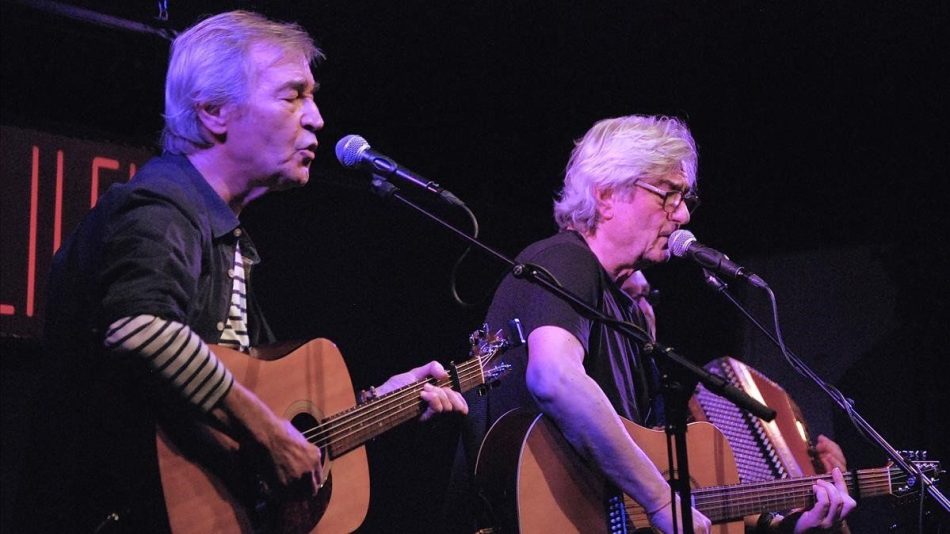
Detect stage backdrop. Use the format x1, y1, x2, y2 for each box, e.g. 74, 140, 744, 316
0, 125, 156, 338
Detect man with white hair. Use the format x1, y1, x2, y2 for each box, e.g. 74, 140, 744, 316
451, 115, 853, 533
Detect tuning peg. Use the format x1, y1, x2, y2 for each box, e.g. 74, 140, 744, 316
899, 449, 929, 461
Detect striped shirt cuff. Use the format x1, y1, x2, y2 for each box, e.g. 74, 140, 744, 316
104, 315, 234, 412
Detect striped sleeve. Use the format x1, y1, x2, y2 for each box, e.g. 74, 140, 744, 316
104, 314, 234, 413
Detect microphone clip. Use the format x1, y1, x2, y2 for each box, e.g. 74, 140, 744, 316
370, 174, 400, 199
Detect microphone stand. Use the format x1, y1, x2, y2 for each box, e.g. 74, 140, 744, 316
704, 272, 950, 516
369, 176, 776, 532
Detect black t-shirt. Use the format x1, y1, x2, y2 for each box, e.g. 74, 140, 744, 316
446, 231, 660, 532
481, 231, 658, 428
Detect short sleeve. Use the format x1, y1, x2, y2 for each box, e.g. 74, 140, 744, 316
98, 189, 204, 330
489, 236, 604, 350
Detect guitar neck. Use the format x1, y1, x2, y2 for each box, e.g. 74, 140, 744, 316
693, 466, 900, 522
310, 357, 486, 459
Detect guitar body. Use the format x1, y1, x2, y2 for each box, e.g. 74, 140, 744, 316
475, 409, 942, 533
475, 409, 742, 533
156, 339, 369, 534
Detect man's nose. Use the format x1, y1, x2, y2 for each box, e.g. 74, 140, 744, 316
302, 99, 324, 133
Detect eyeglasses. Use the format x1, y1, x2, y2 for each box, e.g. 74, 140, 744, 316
633, 180, 700, 215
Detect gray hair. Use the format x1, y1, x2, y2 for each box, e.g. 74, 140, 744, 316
553, 115, 698, 233
161, 11, 323, 154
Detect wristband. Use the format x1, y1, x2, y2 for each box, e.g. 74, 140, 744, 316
645, 499, 672, 516
755, 512, 777, 533
777, 510, 804, 534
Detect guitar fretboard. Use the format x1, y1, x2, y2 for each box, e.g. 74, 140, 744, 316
624, 465, 913, 525
303, 356, 487, 458
692, 467, 898, 522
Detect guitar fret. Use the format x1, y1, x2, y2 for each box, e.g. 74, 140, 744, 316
318, 358, 491, 458
621, 466, 919, 526
690, 467, 909, 522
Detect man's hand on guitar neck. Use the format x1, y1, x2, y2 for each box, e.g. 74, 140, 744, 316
375, 361, 469, 422
788, 468, 856, 533
793, 436, 853, 533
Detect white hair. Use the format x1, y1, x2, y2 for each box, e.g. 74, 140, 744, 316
554, 115, 698, 233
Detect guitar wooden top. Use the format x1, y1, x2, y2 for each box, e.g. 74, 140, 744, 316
158, 338, 369, 534
158, 329, 511, 533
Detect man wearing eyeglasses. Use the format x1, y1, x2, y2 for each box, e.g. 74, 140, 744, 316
449, 115, 851, 533
448, 115, 709, 533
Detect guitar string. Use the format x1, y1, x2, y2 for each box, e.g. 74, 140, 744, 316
306, 379, 445, 449
626, 466, 931, 524
301, 359, 482, 447
690, 473, 898, 511
625, 489, 867, 522
311, 402, 919, 500
298, 356, 489, 449
281, 348, 928, 517
616, 473, 898, 526
627, 471, 899, 508
315, 373, 918, 516
308, 360, 491, 453
303, 355, 487, 442
691, 470, 904, 505
621, 470, 903, 520
624, 481, 892, 524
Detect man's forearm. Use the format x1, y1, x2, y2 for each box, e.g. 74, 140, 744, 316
105, 314, 234, 412
534, 371, 672, 513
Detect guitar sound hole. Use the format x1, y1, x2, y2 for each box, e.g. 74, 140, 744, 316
290, 412, 327, 469
283, 412, 332, 532
291, 412, 320, 434
291, 412, 321, 449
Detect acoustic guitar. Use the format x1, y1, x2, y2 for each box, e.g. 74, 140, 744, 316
158, 326, 512, 533
474, 409, 940, 533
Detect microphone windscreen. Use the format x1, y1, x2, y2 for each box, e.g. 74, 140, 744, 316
335, 134, 369, 168
668, 229, 697, 258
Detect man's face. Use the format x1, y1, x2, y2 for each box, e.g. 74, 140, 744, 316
224, 43, 323, 191
604, 172, 693, 266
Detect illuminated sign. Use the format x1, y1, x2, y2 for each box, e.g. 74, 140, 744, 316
1, 125, 156, 338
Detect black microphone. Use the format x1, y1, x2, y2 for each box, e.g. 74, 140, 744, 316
669, 229, 768, 288
335, 134, 464, 207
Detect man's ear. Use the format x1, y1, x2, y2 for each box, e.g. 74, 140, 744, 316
196, 102, 229, 136
594, 186, 615, 221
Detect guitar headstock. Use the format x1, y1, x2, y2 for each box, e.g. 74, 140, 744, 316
466, 319, 523, 392
891, 450, 943, 501
887, 451, 947, 530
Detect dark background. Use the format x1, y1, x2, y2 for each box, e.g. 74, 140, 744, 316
2, 1, 947, 531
